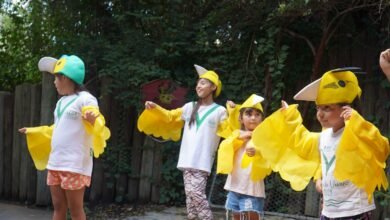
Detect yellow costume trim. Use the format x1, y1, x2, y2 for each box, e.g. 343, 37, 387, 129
334, 110, 389, 203
217, 104, 240, 138
217, 130, 244, 174
81, 106, 111, 158
252, 105, 321, 191
25, 125, 54, 170
241, 140, 272, 181
137, 105, 184, 141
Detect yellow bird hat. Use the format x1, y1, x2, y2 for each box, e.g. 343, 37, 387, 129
294, 68, 362, 105
240, 94, 264, 112
194, 64, 222, 97
228, 94, 265, 131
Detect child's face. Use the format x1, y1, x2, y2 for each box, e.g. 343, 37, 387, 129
196, 78, 216, 98
316, 104, 345, 132
54, 74, 75, 95
240, 108, 263, 131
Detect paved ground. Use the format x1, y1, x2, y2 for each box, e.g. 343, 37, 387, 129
0, 202, 52, 220
0, 202, 297, 220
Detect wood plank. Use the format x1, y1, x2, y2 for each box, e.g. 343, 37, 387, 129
26, 84, 41, 204
304, 181, 320, 217
36, 73, 56, 206
138, 137, 155, 202
151, 142, 162, 203
89, 77, 112, 204
2, 92, 13, 199
0, 92, 12, 197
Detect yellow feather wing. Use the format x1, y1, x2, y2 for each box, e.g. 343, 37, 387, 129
334, 110, 389, 203
252, 105, 321, 191
25, 125, 54, 170
137, 105, 184, 141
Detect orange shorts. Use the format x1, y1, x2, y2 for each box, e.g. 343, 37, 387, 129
47, 170, 91, 190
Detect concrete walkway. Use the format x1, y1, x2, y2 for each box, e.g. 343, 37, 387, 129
0, 202, 52, 220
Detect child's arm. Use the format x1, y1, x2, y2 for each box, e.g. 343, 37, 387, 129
380, 49, 390, 81
82, 106, 111, 158
251, 102, 321, 191
217, 130, 244, 174
334, 109, 389, 203
137, 101, 184, 141
19, 125, 54, 170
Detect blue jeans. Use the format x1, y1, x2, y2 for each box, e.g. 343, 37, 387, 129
225, 191, 264, 214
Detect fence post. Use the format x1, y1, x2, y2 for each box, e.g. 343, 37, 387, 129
0, 91, 13, 199
36, 73, 56, 206
12, 84, 39, 202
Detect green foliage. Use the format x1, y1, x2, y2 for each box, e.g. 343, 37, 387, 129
159, 141, 185, 205
1, 0, 390, 207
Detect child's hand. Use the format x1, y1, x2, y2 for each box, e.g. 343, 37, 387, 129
340, 105, 352, 121
281, 100, 289, 110
380, 49, 390, 77
18, 127, 27, 134
226, 100, 236, 108
239, 131, 252, 141
245, 146, 256, 157
145, 101, 157, 109
315, 179, 322, 193
83, 110, 99, 125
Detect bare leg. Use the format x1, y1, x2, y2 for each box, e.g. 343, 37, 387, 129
50, 185, 67, 220
65, 187, 86, 220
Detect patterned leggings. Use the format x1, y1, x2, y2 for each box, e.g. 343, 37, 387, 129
183, 169, 213, 220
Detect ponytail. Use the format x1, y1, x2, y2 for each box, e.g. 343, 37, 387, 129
189, 100, 201, 128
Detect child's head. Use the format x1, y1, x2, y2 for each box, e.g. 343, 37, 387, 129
38, 55, 85, 95
294, 68, 362, 131
194, 64, 222, 99
237, 94, 265, 131
239, 107, 264, 131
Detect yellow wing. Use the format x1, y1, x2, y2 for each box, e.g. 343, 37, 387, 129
137, 105, 184, 141
252, 104, 321, 191
241, 140, 272, 181
82, 106, 111, 158
25, 125, 54, 170
334, 110, 389, 203
217, 104, 241, 138
217, 130, 243, 174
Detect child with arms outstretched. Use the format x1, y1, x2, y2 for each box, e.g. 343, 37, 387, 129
138, 65, 227, 220
251, 68, 389, 219
19, 55, 110, 220
217, 94, 271, 220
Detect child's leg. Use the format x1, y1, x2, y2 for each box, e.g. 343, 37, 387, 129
183, 169, 213, 220
245, 211, 261, 220
50, 185, 68, 220
65, 188, 86, 220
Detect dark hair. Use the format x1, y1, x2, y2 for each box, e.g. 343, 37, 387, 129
57, 74, 88, 94
189, 100, 201, 128
239, 107, 264, 130
188, 78, 217, 127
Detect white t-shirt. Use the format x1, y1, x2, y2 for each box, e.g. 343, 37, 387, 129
224, 140, 265, 198
178, 102, 227, 173
320, 128, 375, 218
48, 91, 98, 176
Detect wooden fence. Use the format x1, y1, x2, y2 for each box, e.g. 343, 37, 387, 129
1, 70, 390, 218
0, 73, 165, 206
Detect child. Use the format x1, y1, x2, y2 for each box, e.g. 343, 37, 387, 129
138, 64, 227, 220
19, 55, 110, 220
251, 68, 389, 219
380, 48, 390, 80
217, 94, 271, 220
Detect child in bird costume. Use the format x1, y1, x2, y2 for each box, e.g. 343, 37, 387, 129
19, 55, 110, 220
217, 94, 271, 220
138, 64, 228, 220
250, 68, 389, 219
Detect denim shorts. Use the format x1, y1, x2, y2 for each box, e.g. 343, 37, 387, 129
225, 191, 264, 214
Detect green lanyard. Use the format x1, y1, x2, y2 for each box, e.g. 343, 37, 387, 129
56, 96, 79, 119
195, 103, 220, 130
